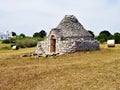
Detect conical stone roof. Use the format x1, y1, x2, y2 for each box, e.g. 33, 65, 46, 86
53, 15, 92, 38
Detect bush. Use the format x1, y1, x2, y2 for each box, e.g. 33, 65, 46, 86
114, 32, 120, 44
9, 37, 16, 43
2, 39, 10, 44
15, 39, 38, 48
33, 37, 46, 41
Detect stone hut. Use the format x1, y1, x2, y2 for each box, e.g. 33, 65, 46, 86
36, 15, 100, 55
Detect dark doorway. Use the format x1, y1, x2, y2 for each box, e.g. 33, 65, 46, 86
50, 35, 56, 52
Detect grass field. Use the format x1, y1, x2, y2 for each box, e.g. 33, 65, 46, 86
0, 42, 120, 90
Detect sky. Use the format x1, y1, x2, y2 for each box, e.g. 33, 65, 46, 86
0, 0, 119, 36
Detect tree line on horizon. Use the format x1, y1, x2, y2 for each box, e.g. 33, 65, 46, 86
11, 30, 47, 39
11, 29, 120, 44
88, 30, 120, 44
1, 29, 120, 48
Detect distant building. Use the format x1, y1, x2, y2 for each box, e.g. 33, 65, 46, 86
0, 31, 11, 40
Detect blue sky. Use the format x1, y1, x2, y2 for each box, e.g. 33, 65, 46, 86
0, 0, 119, 36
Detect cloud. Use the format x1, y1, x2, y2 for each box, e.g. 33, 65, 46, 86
0, 0, 120, 36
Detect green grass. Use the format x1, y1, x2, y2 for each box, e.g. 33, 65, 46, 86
0, 41, 11, 50
0, 43, 120, 90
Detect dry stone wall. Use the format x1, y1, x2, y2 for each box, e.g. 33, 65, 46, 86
57, 40, 75, 54
35, 39, 100, 55
56, 40, 99, 54
74, 40, 100, 51
35, 40, 49, 54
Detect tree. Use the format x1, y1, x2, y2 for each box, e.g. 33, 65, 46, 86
33, 30, 47, 38
114, 32, 120, 44
108, 35, 114, 39
11, 32, 17, 36
88, 30, 95, 38
33, 32, 39, 37
39, 30, 47, 38
19, 33, 26, 38
97, 30, 111, 43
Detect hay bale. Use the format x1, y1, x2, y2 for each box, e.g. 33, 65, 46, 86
107, 40, 115, 47
12, 46, 19, 50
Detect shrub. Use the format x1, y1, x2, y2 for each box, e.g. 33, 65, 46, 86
9, 37, 16, 43
2, 39, 10, 44
33, 37, 46, 41
15, 39, 38, 48
114, 32, 120, 44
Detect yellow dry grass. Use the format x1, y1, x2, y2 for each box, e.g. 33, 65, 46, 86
0, 43, 120, 90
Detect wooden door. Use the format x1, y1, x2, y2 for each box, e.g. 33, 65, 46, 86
50, 35, 56, 52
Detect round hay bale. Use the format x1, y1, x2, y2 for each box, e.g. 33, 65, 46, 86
107, 40, 115, 47
12, 46, 19, 50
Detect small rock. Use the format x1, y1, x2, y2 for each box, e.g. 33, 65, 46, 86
20, 54, 29, 57
42, 54, 48, 57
